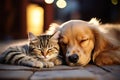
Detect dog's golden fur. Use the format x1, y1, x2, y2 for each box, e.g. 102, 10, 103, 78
48, 19, 120, 66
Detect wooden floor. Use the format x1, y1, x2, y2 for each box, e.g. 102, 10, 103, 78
0, 64, 120, 80
0, 40, 120, 80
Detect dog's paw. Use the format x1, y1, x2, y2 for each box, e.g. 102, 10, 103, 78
95, 58, 113, 66
94, 53, 114, 66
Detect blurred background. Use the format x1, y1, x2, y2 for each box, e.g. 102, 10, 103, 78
0, 0, 120, 41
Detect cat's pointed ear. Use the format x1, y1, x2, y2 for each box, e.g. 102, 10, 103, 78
50, 31, 60, 40
28, 32, 38, 41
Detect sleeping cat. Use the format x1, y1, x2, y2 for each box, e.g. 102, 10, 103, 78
0, 32, 62, 68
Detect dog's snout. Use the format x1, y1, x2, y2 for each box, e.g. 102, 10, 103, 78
68, 54, 79, 63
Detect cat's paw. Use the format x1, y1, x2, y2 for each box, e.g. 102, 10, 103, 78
43, 62, 54, 68
34, 61, 44, 68
54, 58, 62, 65
50, 58, 62, 65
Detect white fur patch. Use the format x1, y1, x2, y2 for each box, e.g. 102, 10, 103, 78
89, 18, 100, 25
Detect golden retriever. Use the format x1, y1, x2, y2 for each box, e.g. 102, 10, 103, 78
47, 19, 120, 66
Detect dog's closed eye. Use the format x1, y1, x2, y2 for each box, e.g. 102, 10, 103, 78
79, 35, 89, 43
80, 38, 89, 47
80, 38, 89, 43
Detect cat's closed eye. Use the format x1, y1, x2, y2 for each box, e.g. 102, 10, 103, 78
47, 49, 53, 53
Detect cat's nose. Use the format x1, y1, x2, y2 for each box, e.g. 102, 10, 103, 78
68, 54, 79, 63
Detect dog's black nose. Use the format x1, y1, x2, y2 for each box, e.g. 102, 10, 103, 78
68, 54, 79, 63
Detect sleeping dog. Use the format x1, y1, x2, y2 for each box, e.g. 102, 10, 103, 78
47, 19, 120, 66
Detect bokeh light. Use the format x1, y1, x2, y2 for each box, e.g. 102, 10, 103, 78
27, 4, 44, 35
111, 0, 118, 5
45, 0, 54, 4
56, 0, 67, 8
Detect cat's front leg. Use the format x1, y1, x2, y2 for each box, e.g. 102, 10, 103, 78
18, 56, 44, 68
20, 60, 44, 68
20, 58, 55, 68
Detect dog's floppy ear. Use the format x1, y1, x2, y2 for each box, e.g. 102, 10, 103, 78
91, 28, 112, 62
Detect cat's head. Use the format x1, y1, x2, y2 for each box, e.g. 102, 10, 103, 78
28, 32, 60, 61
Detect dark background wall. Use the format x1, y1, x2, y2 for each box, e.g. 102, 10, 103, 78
0, 0, 120, 41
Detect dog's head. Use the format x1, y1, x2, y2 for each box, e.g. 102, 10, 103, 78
58, 20, 96, 66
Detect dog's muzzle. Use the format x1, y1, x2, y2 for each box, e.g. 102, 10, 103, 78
68, 54, 79, 63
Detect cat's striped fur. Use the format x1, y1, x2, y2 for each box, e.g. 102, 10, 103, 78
0, 32, 62, 68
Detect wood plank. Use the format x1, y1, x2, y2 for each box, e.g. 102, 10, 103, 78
102, 65, 120, 73
84, 64, 119, 80
0, 64, 83, 71
84, 65, 107, 74
30, 69, 96, 80
102, 65, 120, 80
0, 71, 33, 80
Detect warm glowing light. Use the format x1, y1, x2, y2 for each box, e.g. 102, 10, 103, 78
56, 0, 67, 8
45, 0, 54, 4
27, 4, 44, 35
111, 0, 118, 5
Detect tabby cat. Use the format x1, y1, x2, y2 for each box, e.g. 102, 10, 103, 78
0, 32, 62, 68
